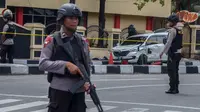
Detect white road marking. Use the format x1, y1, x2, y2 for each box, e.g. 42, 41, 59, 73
121, 108, 149, 112
0, 93, 47, 98
96, 83, 200, 91
0, 101, 47, 112
92, 78, 161, 82
164, 110, 182, 112
0, 95, 198, 111
0, 99, 21, 105
96, 84, 167, 90
0, 83, 200, 98
0, 83, 197, 98
85, 99, 200, 110
31, 108, 48, 112
87, 105, 117, 112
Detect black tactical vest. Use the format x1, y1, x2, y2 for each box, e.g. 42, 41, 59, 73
47, 32, 88, 83
169, 28, 183, 53
5, 24, 15, 39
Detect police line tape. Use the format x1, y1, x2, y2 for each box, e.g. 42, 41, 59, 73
0, 31, 200, 45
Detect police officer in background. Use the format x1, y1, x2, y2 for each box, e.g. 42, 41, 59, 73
0, 9, 16, 63
160, 14, 183, 94
128, 24, 137, 37
39, 3, 91, 112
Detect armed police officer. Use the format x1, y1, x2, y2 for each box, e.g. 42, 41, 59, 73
0, 9, 16, 63
160, 14, 183, 94
39, 3, 91, 112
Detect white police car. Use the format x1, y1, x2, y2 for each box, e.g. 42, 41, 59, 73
112, 32, 168, 64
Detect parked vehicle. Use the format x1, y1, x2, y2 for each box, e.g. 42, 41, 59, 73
112, 32, 168, 64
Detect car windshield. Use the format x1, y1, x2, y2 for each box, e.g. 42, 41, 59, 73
121, 36, 148, 46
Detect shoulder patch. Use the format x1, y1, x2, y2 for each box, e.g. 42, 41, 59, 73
44, 35, 53, 48
81, 36, 86, 41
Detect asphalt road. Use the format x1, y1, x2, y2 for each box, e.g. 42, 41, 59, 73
0, 74, 200, 112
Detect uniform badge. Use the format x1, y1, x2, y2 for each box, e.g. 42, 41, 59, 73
44, 36, 53, 48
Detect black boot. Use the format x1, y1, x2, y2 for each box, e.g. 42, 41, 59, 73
165, 89, 177, 94
165, 83, 177, 94
175, 84, 179, 94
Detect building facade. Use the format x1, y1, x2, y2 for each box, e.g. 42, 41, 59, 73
0, 0, 172, 59
3, 0, 171, 34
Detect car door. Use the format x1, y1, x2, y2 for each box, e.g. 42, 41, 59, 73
156, 35, 168, 62
145, 35, 159, 62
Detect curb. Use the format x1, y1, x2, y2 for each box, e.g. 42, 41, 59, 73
92, 65, 200, 74
12, 59, 200, 66
0, 64, 44, 75
1, 64, 200, 75
100, 60, 200, 66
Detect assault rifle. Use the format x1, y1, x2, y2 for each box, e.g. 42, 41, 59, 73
69, 64, 104, 112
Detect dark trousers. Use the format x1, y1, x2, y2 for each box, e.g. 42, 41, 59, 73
167, 53, 182, 90
0, 45, 14, 63
48, 87, 87, 112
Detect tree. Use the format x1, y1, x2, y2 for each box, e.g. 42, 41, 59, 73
133, 0, 165, 11
133, 0, 200, 12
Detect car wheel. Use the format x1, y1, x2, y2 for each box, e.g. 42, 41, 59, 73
137, 54, 148, 65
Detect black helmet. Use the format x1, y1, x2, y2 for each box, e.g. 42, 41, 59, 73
167, 14, 179, 23
2, 9, 13, 20
57, 3, 82, 23
128, 24, 135, 30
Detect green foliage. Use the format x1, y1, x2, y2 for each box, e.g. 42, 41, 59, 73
133, 0, 165, 10
134, 0, 200, 11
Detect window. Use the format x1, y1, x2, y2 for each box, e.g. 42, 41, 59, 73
156, 35, 167, 43
23, 7, 33, 25
45, 17, 56, 34
0, 0, 5, 8
79, 12, 88, 27
34, 30, 43, 45
121, 36, 148, 46
34, 51, 41, 57
23, 7, 33, 14
45, 9, 56, 17
196, 30, 200, 50
24, 15, 33, 23
146, 36, 158, 45
33, 16, 45, 24
33, 8, 45, 15
7, 6, 16, 13
46, 17, 56, 25
113, 34, 120, 47
146, 35, 167, 45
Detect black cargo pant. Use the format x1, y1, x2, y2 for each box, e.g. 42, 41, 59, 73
167, 53, 182, 90
48, 87, 87, 112
0, 45, 14, 63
